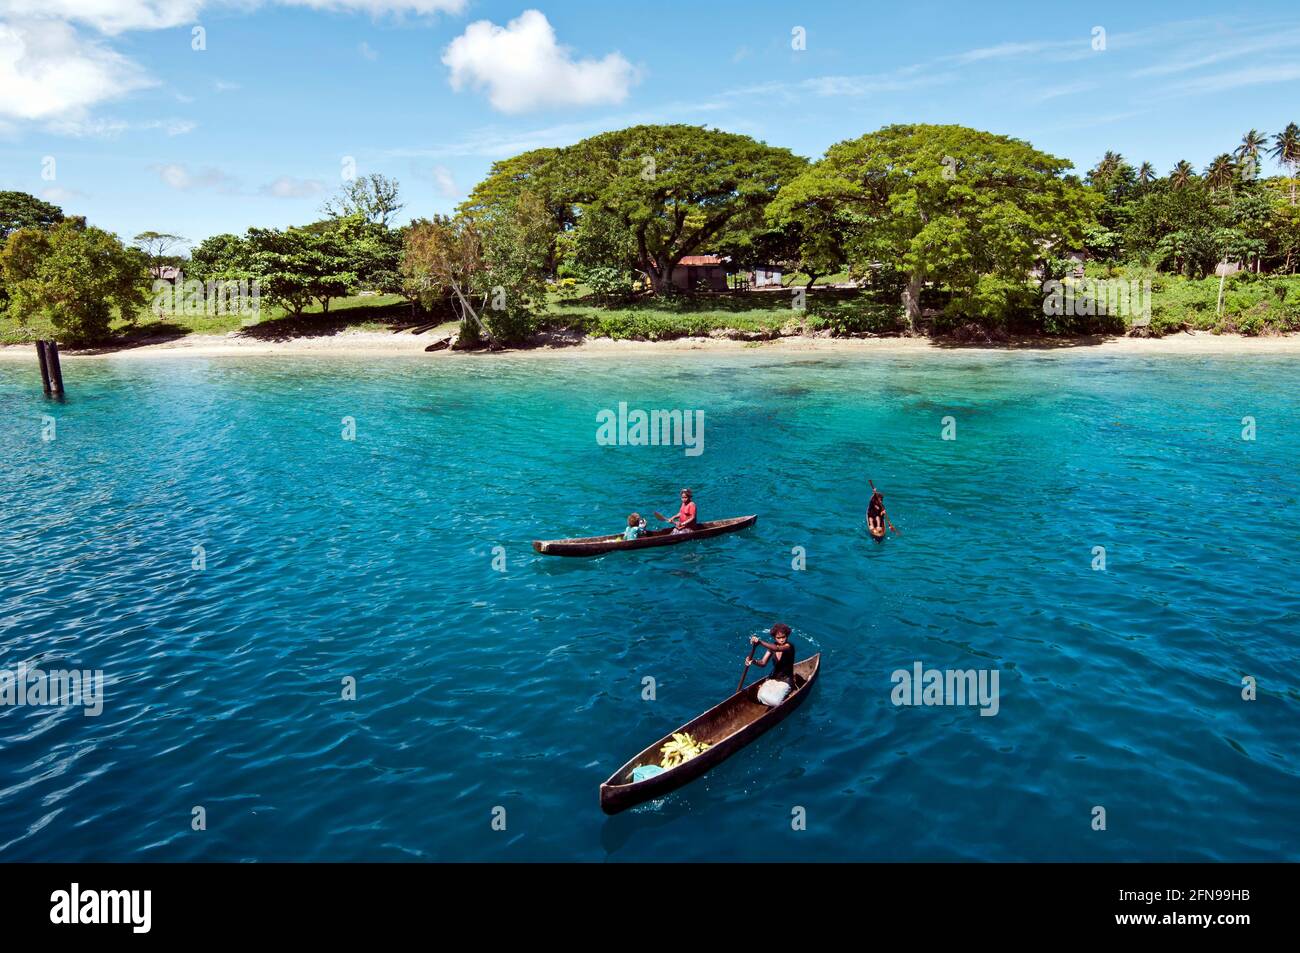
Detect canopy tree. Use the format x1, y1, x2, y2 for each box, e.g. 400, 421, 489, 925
322, 173, 405, 227
188, 233, 248, 280
241, 226, 357, 317
1, 220, 148, 342
565, 125, 806, 293
0, 191, 65, 239
132, 231, 188, 274
770, 124, 1093, 328
460, 147, 577, 274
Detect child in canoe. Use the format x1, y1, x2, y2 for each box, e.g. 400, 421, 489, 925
867, 488, 888, 537
623, 513, 647, 540
747, 623, 797, 707
666, 488, 697, 534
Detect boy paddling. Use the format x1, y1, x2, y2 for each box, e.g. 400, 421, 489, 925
747, 623, 797, 706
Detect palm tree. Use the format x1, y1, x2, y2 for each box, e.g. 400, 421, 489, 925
1236, 129, 1267, 175
1170, 160, 1196, 190
1089, 151, 1124, 186
1136, 162, 1156, 184
1270, 122, 1300, 204
1205, 153, 1237, 193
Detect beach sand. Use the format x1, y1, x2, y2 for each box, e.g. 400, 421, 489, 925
3, 329, 1300, 360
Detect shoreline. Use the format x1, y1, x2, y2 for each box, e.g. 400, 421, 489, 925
3, 329, 1300, 360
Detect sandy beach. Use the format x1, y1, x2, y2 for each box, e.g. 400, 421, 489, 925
4, 329, 1300, 361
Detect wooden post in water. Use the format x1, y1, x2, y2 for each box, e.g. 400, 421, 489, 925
35, 340, 52, 395
35, 340, 65, 396
46, 340, 65, 396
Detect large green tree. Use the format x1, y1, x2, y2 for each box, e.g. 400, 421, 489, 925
771, 124, 1092, 328
566, 125, 806, 293
1, 220, 148, 342
460, 147, 577, 275
241, 226, 357, 317
0, 191, 64, 240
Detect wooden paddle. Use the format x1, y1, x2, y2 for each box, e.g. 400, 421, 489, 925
653, 511, 670, 523
737, 643, 759, 692
869, 479, 902, 536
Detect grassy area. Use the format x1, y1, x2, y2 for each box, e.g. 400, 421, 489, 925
1083, 264, 1300, 335
543, 287, 906, 340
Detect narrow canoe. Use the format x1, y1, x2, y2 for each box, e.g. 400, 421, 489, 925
532, 514, 757, 557
599, 653, 820, 814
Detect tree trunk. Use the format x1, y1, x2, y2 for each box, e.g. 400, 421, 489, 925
901, 273, 924, 333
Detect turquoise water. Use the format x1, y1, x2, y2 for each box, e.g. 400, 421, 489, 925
1, 350, 1297, 861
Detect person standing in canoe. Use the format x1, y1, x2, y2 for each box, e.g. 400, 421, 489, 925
747, 623, 796, 706
664, 488, 697, 534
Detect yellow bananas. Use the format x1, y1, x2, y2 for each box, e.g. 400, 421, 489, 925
659, 732, 712, 769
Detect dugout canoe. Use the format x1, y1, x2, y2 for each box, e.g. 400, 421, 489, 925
532, 515, 756, 557
599, 653, 820, 814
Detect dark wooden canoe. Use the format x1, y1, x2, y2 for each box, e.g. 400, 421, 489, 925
599, 653, 820, 814
533, 515, 756, 557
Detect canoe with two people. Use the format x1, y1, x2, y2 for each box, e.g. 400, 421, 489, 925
533, 488, 754, 556
624, 488, 695, 540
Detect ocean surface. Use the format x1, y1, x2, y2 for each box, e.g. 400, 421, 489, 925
1, 349, 1297, 862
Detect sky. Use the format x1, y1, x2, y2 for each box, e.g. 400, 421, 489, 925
1, 0, 1298, 246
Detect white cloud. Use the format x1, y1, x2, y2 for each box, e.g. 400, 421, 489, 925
0, 1, 203, 35
260, 175, 325, 198
41, 185, 85, 201
0, 1, 463, 35
358, 40, 377, 60
442, 9, 637, 114
154, 162, 236, 191
0, 19, 153, 120
278, 0, 465, 14
47, 116, 197, 137
1171, 63, 1300, 96
431, 165, 456, 197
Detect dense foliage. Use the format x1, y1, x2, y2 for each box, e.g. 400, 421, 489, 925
1, 220, 148, 342
1, 120, 1297, 345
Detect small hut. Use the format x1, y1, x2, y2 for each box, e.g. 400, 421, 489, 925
674, 256, 729, 291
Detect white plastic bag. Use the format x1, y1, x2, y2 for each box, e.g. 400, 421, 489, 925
757, 679, 791, 707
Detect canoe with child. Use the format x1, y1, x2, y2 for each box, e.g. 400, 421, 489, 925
599, 624, 819, 814
532, 488, 756, 557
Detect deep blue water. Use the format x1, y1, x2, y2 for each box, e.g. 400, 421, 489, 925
1, 350, 1297, 862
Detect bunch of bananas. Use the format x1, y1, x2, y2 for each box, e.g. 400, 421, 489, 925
659, 732, 712, 769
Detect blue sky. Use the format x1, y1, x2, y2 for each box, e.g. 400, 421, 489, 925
1, 1, 1298, 246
